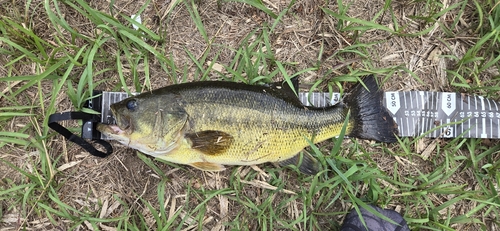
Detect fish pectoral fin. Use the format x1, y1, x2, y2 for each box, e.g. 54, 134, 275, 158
190, 162, 226, 171
277, 152, 320, 175
185, 130, 234, 156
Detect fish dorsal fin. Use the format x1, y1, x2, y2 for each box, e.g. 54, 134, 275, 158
185, 130, 234, 156
265, 77, 305, 107
268, 77, 300, 96
277, 152, 320, 175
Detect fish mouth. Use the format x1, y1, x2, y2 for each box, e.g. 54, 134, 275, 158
96, 123, 126, 136
105, 112, 134, 134
96, 113, 134, 141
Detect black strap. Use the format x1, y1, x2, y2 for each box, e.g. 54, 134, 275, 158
48, 112, 113, 158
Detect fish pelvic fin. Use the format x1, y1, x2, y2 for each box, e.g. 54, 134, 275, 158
345, 75, 399, 143
185, 130, 234, 155
190, 162, 226, 171
277, 152, 320, 175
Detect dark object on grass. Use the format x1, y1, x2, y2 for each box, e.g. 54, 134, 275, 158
341, 205, 410, 231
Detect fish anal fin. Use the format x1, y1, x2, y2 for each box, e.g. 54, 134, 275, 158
190, 162, 226, 171
277, 152, 320, 175
185, 130, 233, 156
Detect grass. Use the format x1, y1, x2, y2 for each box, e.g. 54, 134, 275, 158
1, 0, 500, 230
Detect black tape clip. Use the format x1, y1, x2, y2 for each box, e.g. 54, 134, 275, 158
48, 91, 113, 158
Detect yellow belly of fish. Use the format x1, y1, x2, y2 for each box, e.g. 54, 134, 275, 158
156, 122, 352, 171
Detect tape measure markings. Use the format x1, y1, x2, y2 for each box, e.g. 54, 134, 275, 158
418, 91, 423, 136
447, 93, 456, 138
487, 97, 492, 138
494, 99, 499, 137
480, 96, 486, 138
433, 92, 438, 137
387, 91, 500, 138
403, 92, 410, 136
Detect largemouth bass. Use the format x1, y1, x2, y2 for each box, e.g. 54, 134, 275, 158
97, 75, 398, 175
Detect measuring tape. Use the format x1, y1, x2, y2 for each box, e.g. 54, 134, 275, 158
384, 91, 500, 139
98, 91, 500, 139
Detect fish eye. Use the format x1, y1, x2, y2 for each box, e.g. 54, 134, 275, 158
126, 99, 137, 111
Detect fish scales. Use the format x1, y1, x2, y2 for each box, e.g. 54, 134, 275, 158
97, 75, 398, 174
177, 87, 351, 165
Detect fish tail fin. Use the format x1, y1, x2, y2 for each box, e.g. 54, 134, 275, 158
345, 75, 399, 143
